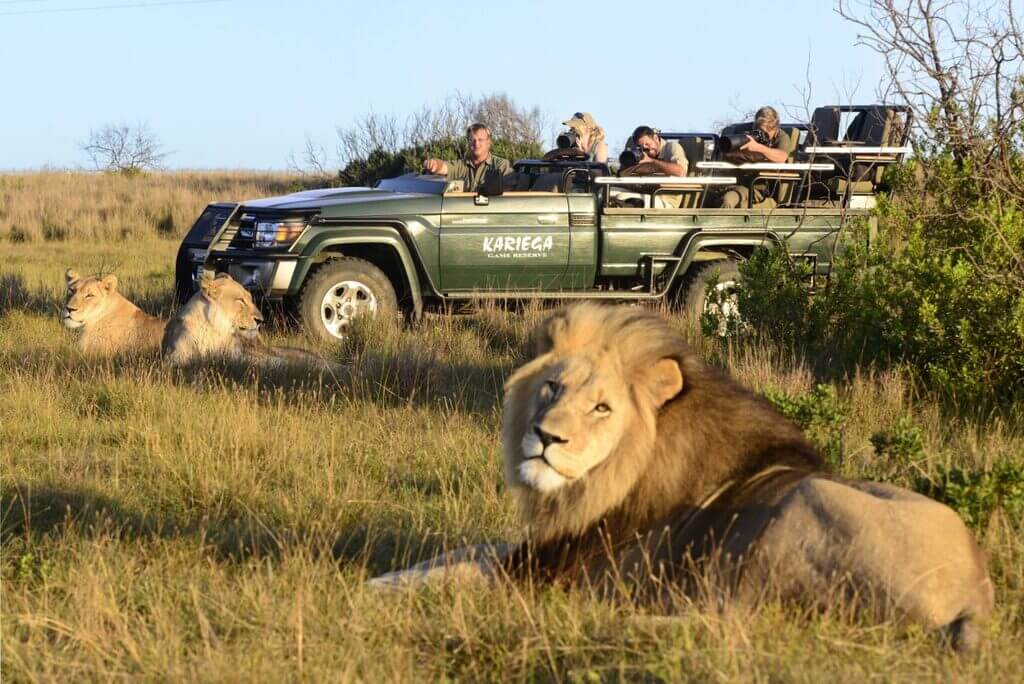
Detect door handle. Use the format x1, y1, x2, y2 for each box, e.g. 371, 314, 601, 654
536, 214, 558, 224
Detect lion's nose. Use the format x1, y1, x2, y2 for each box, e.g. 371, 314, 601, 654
534, 426, 567, 449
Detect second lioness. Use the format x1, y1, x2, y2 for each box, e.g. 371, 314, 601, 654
162, 272, 342, 372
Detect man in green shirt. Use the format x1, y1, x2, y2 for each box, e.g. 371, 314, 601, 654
424, 123, 514, 192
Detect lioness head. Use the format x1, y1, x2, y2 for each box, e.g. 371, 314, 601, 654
62, 269, 119, 329
198, 272, 263, 335
503, 304, 685, 538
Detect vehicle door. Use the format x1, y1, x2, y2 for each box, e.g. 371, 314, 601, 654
439, 191, 571, 291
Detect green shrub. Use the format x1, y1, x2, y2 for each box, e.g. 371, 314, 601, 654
866, 416, 928, 484
763, 384, 847, 469
734, 157, 1024, 402
914, 460, 1024, 531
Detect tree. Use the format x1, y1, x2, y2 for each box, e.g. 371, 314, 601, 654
836, 0, 1023, 192
333, 93, 545, 186
80, 122, 169, 175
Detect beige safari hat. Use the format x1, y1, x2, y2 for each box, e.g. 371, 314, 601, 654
563, 112, 597, 131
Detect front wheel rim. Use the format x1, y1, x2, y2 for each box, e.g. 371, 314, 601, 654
319, 280, 378, 339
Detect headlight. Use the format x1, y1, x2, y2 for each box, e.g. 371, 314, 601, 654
255, 221, 305, 248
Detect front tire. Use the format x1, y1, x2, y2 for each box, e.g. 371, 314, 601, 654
298, 258, 397, 342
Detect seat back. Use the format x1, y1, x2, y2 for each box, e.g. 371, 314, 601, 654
530, 172, 563, 192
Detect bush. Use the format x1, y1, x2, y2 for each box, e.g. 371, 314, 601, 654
914, 460, 1024, 531
735, 157, 1024, 403
763, 384, 847, 469
338, 137, 543, 188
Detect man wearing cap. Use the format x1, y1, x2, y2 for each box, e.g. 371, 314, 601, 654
563, 112, 608, 163
424, 123, 513, 192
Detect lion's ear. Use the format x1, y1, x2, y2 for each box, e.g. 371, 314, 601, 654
100, 274, 118, 292
641, 358, 684, 407
535, 312, 568, 355
65, 268, 80, 283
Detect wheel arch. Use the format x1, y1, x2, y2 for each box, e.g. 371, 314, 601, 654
296, 230, 424, 319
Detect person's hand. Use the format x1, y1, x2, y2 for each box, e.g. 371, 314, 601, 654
424, 158, 444, 174
740, 135, 764, 153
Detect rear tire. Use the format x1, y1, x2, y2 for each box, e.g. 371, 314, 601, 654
298, 257, 397, 343
678, 259, 742, 335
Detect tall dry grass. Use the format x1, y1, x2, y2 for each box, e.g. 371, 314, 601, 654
2, 173, 1022, 681
0, 170, 301, 243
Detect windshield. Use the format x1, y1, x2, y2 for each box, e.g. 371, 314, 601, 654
375, 173, 446, 195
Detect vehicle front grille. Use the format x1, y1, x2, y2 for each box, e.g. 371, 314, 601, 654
228, 213, 258, 250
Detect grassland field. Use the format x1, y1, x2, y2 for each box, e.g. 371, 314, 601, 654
1, 171, 1022, 681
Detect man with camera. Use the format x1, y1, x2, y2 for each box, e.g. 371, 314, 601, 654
617, 126, 689, 208
718, 106, 790, 209
424, 123, 513, 193
620, 126, 689, 177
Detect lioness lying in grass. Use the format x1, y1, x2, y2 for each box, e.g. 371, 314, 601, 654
161, 271, 342, 372
61, 269, 167, 355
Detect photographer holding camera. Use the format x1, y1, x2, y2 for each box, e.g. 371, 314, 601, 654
620, 126, 688, 177
718, 106, 790, 209
563, 112, 608, 163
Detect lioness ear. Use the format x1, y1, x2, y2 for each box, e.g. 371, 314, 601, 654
65, 268, 80, 283
100, 274, 118, 292
642, 358, 684, 407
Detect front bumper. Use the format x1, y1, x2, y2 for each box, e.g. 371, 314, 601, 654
224, 257, 299, 297
184, 247, 304, 300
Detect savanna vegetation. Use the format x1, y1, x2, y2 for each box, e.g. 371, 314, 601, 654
2, 172, 1022, 679
3, 2, 1023, 678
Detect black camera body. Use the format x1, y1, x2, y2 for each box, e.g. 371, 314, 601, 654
556, 130, 579, 150
718, 128, 771, 154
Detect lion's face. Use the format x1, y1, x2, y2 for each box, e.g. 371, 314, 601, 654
502, 306, 686, 540
510, 351, 636, 493
199, 273, 263, 335
62, 270, 118, 329
505, 340, 683, 496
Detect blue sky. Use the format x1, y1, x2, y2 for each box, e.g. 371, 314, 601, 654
1, 0, 886, 170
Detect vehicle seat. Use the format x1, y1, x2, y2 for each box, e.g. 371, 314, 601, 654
530, 172, 563, 192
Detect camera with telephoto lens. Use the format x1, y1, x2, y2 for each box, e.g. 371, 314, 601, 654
556, 130, 579, 150
718, 128, 771, 154
618, 148, 640, 169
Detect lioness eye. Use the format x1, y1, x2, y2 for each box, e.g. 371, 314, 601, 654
594, 402, 611, 414
85, 293, 94, 298
545, 380, 559, 395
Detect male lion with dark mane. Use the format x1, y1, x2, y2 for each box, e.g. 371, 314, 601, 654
373, 303, 994, 651
61, 269, 167, 355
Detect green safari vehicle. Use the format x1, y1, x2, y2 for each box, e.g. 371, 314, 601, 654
173, 105, 911, 341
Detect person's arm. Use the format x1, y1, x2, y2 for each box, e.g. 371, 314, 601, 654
741, 137, 789, 163
641, 157, 687, 176
594, 141, 609, 163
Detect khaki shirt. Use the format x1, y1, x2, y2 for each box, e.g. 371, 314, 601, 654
653, 140, 689, 208
657, 140, 689, 176
445, 155, 513, 192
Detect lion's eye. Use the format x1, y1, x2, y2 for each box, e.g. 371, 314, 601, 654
544, 380, 560, 397
85, 293, 94, 299
593, 402, 611, 414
